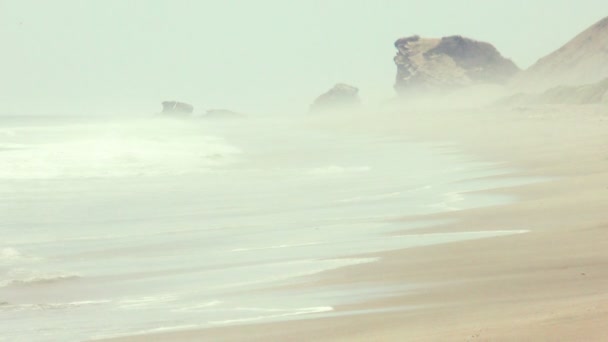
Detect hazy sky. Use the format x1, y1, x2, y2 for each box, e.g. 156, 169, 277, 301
0, 1, 605, 115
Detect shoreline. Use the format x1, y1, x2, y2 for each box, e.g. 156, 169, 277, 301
98, 104, 608, 341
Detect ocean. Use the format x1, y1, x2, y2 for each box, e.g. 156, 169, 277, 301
0, 114, 532, 341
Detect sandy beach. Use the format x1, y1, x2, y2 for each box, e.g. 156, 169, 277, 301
98, 104, 608, 341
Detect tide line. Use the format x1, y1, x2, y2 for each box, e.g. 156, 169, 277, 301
209, 306, 334, 325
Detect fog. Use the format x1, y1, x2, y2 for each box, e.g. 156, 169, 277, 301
3, 2, 607, 339
0, 0, 605, 115
1, 106, 542, 340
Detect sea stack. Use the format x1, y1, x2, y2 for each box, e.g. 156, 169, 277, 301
310, 83, 361, 112
394, 35, 519, 95
161, 101, 194, 116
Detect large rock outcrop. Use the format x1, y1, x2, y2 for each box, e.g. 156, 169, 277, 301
161, 101, 194, 116
310, 84, 361, 112
394, 35, 519, 94
512, 16, 608, 91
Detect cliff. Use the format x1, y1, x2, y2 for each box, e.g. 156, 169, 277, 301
394, 35, 519, 94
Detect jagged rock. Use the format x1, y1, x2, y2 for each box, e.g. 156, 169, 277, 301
394, 35, 519, 94
161, 101, 194, 116
310, 84, 360, 112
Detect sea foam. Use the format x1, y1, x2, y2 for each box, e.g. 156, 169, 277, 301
0, 136, 240, 179
0, 269, 81, 288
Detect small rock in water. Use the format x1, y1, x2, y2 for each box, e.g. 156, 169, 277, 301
161, 101, 194, 116
310, 83, 361, 112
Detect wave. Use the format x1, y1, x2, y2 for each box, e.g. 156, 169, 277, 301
0, 248, 23, 261
0, 248, 41, 265
104, 306, 333, 339
0, 270, 81, 288
231, 242, 323, 252
137, 324, 201, 334
171, 300, 223, 312
0, 299, 110, 312
0, 135, 241, 179
117, 294, 179, 309
209, 306, 334, 325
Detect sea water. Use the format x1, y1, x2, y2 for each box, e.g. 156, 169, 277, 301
0, 114, 533, 341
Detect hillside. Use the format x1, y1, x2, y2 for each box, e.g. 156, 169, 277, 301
513, 16, 608, 91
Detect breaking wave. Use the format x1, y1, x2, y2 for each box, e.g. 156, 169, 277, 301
0, 248, 23, 262
0, 270, 81, 288
0, 136, 241, 179
0, 300, 111, 312
209, 306, 334, 325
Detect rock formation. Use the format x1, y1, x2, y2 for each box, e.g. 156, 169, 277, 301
310, 84, 360, 112
161, 101, 194, 116
394, 35, 519, 94
512, 16, 608, 91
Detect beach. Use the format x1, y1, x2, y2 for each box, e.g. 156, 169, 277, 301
2, 3, 606, 341
99, 104, 608, 341
0, 112, 538, 341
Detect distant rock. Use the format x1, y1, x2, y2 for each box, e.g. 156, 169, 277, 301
512, 16, 608, 91
499, 78, 608, 106
202, 109, 245, 119
394, 35, 519, 94
161, 101, 194, 116
310, 84, 361, 112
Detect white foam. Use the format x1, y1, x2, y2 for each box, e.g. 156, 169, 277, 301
139, 324, 200, 333
0, 248, 41, 264
0, 135, 241, 179
209, 306, 333, 325
67, 299, 112, 306
171, 300, 223, 312
0, 269, 80, 288
231, 242, 322, 252
394, 230, 529, 241
0, 248, 22, 261
118, 294, 179, 309
0, 300, 111, 312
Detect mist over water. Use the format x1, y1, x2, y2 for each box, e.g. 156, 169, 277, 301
0, 113, 538, 341
0, 1, 604, 340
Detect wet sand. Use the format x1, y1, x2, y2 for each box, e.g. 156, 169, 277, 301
99, 104, 608, 341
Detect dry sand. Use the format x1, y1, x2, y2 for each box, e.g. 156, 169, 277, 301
99, 104, 608, 341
